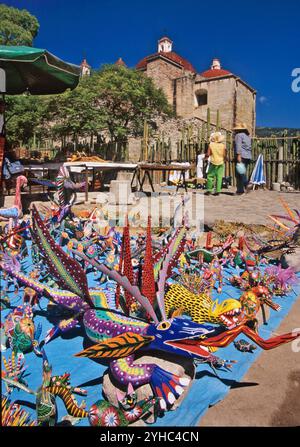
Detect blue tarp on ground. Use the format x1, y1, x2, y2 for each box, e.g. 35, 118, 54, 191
2, 245, 300, 426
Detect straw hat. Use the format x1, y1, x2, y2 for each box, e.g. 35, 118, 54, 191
233, 122, 248, 132
210, 131, 225, 143
215, 132, 225, 143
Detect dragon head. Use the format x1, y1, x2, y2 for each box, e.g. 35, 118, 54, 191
250, 285, 280, 311
145, 318, 217, 359
75, 317, 220, 363
72, 231, 228, 363
209, 299, 243, 329
240, 291, 260, 319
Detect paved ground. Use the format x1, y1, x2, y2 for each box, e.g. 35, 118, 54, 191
4, 186, 300, 227
202, 188, 300, 226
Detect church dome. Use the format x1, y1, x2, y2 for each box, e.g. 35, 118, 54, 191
136, 36, 196, 73
200, 58, 232, 78
136, 52, 196, 72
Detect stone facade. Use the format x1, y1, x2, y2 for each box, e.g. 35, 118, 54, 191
136, 37, 256, 135
146, 59, 183, 105
79, 37, 256, 162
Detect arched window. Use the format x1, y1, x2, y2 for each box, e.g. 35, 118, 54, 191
195, 89, 208, 107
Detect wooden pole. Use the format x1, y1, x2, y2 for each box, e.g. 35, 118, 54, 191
85, 165, 89, 202
216, 109, 220, 131
207, 108, 211, 141
278, 143, 284, 184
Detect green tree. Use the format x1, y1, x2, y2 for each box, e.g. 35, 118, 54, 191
5, 94, 48, 147
90, 64, 172, 141
48, 64, 172, 145
46, 76, 105, 151
5, 64, 172, 159
0, 4, 39, 46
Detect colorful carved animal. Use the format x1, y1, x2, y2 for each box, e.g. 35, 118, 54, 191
31, 165, 85, 225
240, 286, 280, 314
88, 383, 159, 427
1, 352, 28, 393
234, 339, 257, 353
3, 349, 88, 426
3, 354, 157, 427
164, 283, 242, 329
1, 396, 36, 426
0, 175, 28, 223
186, 235, 234, 263
164, 283, 280, 332
264, 265, 298, 296
2, 305, 42, 356
2, 205, 300, 411
243, 200, 300, 259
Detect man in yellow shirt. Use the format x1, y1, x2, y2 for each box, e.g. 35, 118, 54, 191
205, 132, 226, 196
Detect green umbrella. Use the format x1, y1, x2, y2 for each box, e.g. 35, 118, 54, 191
0, 46, 81, 190
0, 45, 80, 95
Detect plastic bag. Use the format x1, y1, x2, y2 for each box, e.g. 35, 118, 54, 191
3, 157, 24, 179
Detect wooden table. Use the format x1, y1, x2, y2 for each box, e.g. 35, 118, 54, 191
64, 161, 137, 201
132, 163, 191, 193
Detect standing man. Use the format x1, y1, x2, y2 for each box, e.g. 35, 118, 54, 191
233, 123, 252, 195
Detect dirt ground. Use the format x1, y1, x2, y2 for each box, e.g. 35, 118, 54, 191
200, 296, 300, 427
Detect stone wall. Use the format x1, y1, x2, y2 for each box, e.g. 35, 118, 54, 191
145, 59, 183, 105
193, 77, 236, 130
175, 75, 196, 117
127, 115, 226, 162
143, 58, 256, 135
235, 80, 256, 135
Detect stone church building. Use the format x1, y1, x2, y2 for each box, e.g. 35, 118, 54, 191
136, 36, 256, 135
79, 36, 257, 160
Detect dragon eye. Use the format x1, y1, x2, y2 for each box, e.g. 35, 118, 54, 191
157, 321, 171, 331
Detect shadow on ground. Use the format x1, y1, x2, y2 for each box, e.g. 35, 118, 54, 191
270, 370, 300, 426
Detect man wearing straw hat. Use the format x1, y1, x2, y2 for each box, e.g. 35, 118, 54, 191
205, 131, 226, 196
233, 122, 252, 195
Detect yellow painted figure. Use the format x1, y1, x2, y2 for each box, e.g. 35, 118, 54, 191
205, 132, 226, 195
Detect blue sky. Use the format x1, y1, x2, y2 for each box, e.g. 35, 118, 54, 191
4, 0, 300, 128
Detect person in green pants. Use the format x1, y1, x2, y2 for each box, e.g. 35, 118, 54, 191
205, 132, 226, 196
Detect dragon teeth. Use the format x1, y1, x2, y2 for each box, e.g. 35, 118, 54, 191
159, 399, 167, 410
175, 385, 184, 395
168, 392, 176, 404
179, 377, 190, 386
